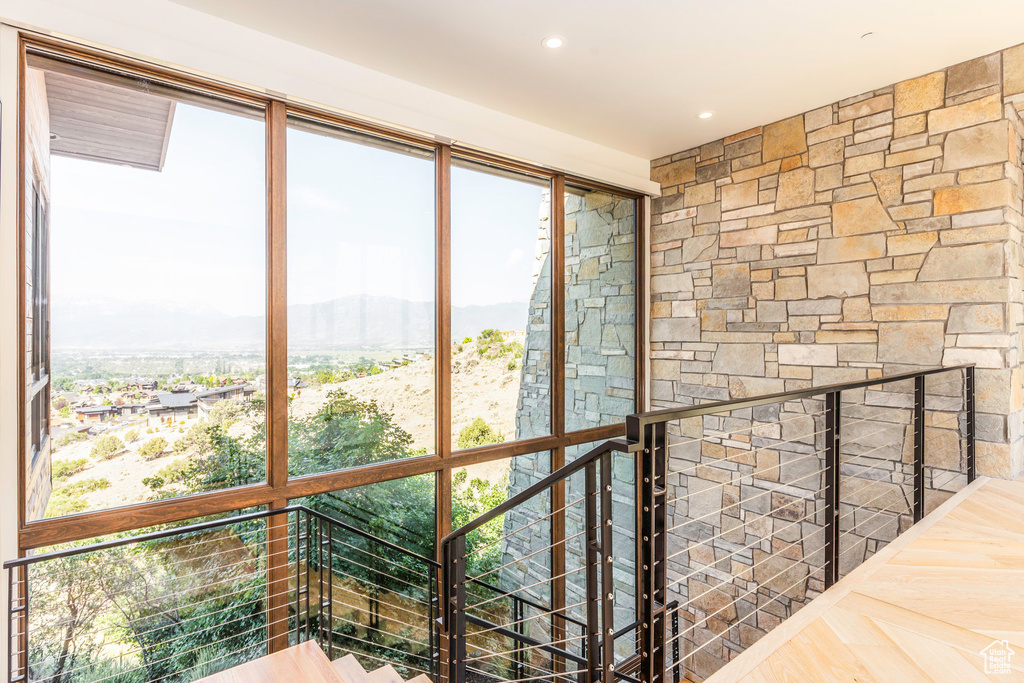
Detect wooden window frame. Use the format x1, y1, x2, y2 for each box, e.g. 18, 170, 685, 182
15, 31, 647, 555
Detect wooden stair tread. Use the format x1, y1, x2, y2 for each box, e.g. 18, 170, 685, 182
193, 640, 343, 683
332, 654, 372, 683
368, 664, 405, 683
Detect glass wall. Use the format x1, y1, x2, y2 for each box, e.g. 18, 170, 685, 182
25, 54, 268, 520
19, 42, 642, 554
564, 186, 638, 432
450, 160, 552, 448
286, 118, 436, 476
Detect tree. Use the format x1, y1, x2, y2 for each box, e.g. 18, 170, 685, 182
138, 437, 168, 459
208, 400, 244, 427
457, 418, 504, 450
91, 435, 124, 460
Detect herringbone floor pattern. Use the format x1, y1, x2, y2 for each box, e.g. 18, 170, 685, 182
712, 477, 1024, 682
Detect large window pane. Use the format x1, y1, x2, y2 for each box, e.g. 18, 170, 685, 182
456, 453, 552, 681
287, 118, 435, 476
291, 476, 436, 678
27, 54, 267, 520
451, 160, 551, 447
564, 186, 637, 432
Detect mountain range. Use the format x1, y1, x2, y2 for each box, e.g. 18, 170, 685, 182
52, 295, 530, 351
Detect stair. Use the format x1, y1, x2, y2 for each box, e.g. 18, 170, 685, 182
331, 654, 430, 683
193, 644, 431, 683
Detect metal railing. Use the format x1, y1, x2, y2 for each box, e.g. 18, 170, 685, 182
5, 505, 446, 683
441, 364, 976, 683
7, 365, 977, 683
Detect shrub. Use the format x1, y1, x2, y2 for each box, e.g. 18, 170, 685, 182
45, 495, 87, 517
124, 429, 140, 443
57, 431, 87, 448
52, 458, 88, 483
138, 437, 168, 459
91, 435, 125, 460
457, 418, 504, 450
462, 337, 472, 344
144, 459, 192, 491
61, 477, 111, 495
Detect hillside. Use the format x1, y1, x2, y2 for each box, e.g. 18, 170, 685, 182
291, 337, 524, 453
49, 335, 525, 516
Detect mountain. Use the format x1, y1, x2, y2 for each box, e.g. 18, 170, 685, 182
52, 296, 530, 351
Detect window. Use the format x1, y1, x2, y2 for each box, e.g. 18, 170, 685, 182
17, 38, 644, 554
28, 185, 50, 463
286, 117, 436, 475
564, 186, 638, 432
26, 53, 268, 519
450, 160, 552, 448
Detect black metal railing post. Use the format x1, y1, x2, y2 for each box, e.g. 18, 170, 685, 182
668, 600, 680, 683
325, 522, 334, 659
8, 566, 27, 683
637, 420, 666, 683
294, 511, 302, 641
304, 512, 312, 641
599, 449, 616, 681
966, 366, 976, 482
824, 391, 841, 589
429, 570, 439, 682
585, 460, 601, 683
444, 535, 467, 683
512, 596, 525, 680
914, 375, 926, 522
316, 516, 324, 649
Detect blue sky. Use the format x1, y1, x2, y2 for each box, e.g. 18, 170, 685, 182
50, 101, 546, 319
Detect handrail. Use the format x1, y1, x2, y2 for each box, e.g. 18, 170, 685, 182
441, 437, 630, 544
3, 503, 440, 570
463, 613, 588, 666
467, 575, 587, 630
626, 364, 973, 451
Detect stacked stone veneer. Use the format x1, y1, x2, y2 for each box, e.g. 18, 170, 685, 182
651, 46, 1024, 479
648, 45, 1024, 680
488, 190, 638, 665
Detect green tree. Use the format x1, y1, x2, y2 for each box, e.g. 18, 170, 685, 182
208, 400, 244, 427
457, 418, 504, 450
138, 437, 168, 459
91, 435, 124, 460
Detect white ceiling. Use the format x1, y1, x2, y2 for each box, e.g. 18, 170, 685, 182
167, 0, 1024, 159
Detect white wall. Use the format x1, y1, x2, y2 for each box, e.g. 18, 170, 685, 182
0, 0, 659, 195
0, 22, 22, 675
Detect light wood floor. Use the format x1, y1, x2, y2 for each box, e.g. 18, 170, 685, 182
709, 477, 1024, 682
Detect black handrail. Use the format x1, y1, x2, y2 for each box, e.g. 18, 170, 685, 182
626, 364, 975, 451
464, 613, 588, 666
467, 575, 587, 630
3, 503, 440, 570
440, 437, 630, 544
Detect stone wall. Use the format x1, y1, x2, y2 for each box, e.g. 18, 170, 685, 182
646, 43, 1024, 680
493, 189, 639, 659
650, 45, 1024, 480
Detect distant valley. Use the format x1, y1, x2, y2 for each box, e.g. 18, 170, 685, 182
53, 295, 530, 350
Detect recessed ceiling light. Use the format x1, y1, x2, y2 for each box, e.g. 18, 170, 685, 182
542, 35, 565, 49
697, 111, 714, 120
